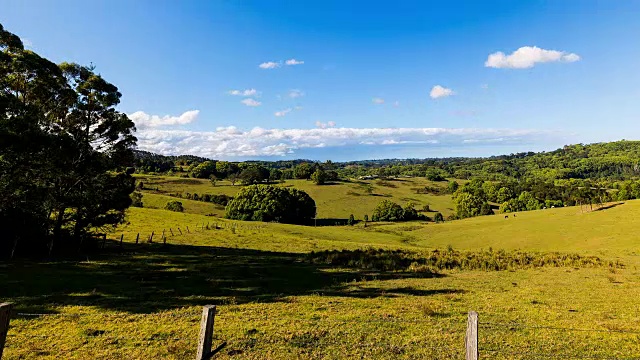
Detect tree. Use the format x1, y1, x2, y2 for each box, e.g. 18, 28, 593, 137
426, 169, 445, 181
239, 166, 267, 185
364, 214, 369, 222
269, 168, 283, 182
453, 191, 485, 219
209, 174, 218, 186
311, 169, 328, 185
447, 181, 459, 193
347, 214, 355, 226
225, 185, 316, 224
433, 212, 444, 223
165, 201, 184, 212
371, 200, 405, 221
130, 192, 143, 207
228, 173, 239, 185
1, 24, 137, 257
294, 162, 314, 180
496, 187, 513, 203
190, 161, 217, 179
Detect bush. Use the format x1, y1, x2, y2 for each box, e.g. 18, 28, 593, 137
433, 212, 444, 223
130, 192, 143, 208
311, 169, 328, 185
372, 200, 405, 221
225, 185, 316, 224
347, 214, 355, 226
165, 201, 184, 212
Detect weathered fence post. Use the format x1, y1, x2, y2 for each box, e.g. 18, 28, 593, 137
170, 228, 174, 236
186, 226, 190, 233
149, 231, 154, 243
0, 303, 12, 360
465, 311, 478, 360
162, 229, 165, 240
178, 228, 182, 235
102, 234, 107, 249
119, 234, 124, 248
135, 233, 140, 244
196, 305, 216, 360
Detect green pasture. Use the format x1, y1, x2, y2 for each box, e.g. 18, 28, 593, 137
2, 201, 640, 359
134, 175, 457, 219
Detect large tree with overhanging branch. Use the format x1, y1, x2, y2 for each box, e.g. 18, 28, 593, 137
0, 23, 137, 258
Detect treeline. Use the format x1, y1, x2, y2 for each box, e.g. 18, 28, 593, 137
451, 178, 616, 220
135, 141, 640, 182
0, 24, 136, 258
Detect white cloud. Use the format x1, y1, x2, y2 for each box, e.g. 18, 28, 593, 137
480, 84, 489, 90
129, 110, 199, 128
315, 121, 337, 129
135, 125, 552, 158
372, 97, 385, 104
228, 89, 259, 97
241, 98, 261, 107
485, 46, 581, 69
285, 58, 304, 66
393, 101, 400, 107
275, 108, 292, 117
288, 89, 304, 98
430, 85, 454, 99
259, 61, 281, 69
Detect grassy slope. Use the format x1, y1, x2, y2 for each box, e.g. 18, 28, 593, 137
3, 203, 640, 359
135, 175, 456, 219
385, 201, 640, 255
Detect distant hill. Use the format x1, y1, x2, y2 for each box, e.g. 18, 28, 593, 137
135, 140, 640, 181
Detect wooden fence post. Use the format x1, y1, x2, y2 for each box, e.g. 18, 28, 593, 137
186, 226, 190, 233
465, 311, 478, 360
196, 305, 216, 360
170, 228, 174, 236
102, 234, 107, 249
178, 228, 182, 235
149, 231, 154, 243
119, 234, 124, 248
162, 230, 165, 240
0, 303, 12, 360
135, 233, 140, 244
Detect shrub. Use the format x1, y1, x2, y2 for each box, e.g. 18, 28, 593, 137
347, 214, 355, 226
433, 212, 444, 223
225, 185, 316, 224
311, 169, 328, 185
165, 201, 184, 212
130, 192, 143, 208
372, 200, 405, 221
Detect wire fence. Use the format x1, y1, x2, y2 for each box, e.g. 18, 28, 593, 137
2, 308, 640, 359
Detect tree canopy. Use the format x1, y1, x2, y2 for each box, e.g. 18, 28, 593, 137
0, 23, 136, 257
225, 185, 316, 224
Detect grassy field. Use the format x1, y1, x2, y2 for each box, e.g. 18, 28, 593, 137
134, 175, 457, 219
2, 198, 640, 358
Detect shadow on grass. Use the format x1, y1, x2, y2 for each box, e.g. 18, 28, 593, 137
0, 243, 451, 314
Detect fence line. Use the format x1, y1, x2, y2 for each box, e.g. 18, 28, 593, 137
3, 308, 640, 359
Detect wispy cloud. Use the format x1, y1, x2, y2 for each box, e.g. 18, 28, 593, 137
285, 58, 304, 66
259, 61, 281, 69
228, 89, 259, 97
288, 89, 304, 98
372, 97, 385, 104
129, 110, 199, 128
485, 46, 580, 69
275, 108, 293, 117
241, 98, 262, 107
315, 121, 336, 129
430, 85, 454, 99
135, 125, 554, 158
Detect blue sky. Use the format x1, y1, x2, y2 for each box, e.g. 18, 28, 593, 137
2, 0, 640, 161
